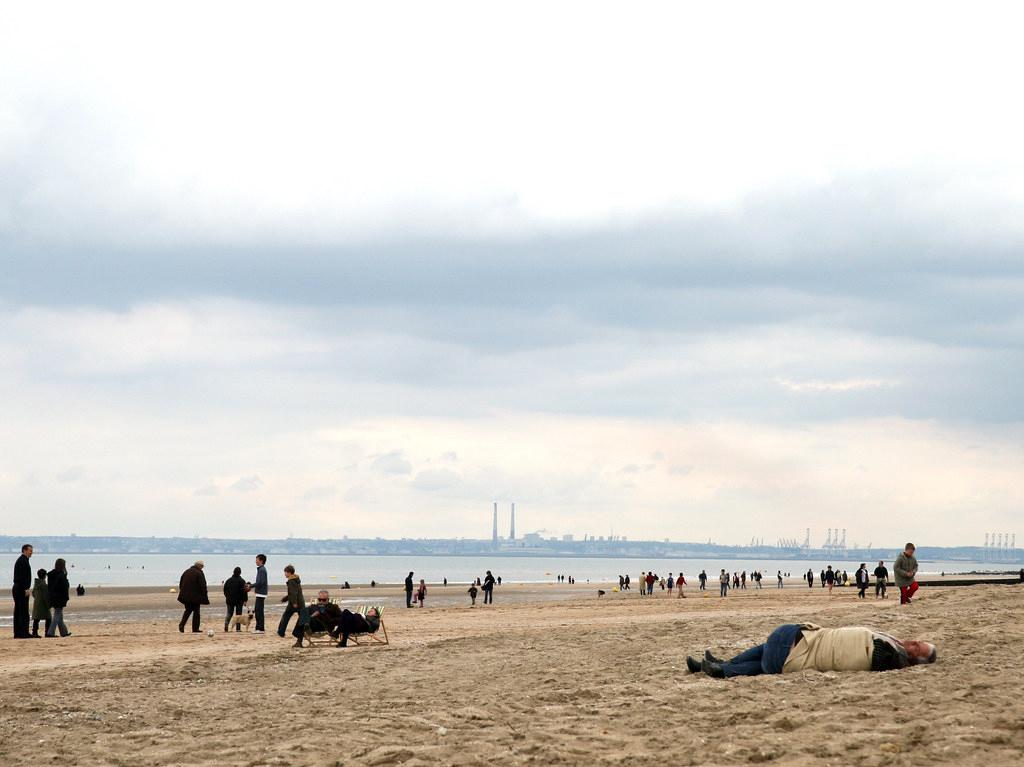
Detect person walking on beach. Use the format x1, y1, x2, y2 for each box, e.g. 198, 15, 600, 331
416, 579, 427, 607
251, 554, 268, 633
676, 573, 686, 598
825, 565, 836, 595
46, 559, 71, 638
740, 571, 747, 589
468, 584, 478, 605
894, 543, 919, 605
623, 574, 630, 591
482, 570, 496, 604
806, 569, 813, 588
698, 570, 707, 591
405, 571, 415, 608
645, 572, 655, 595
278, 565, 309, 646
820, 569, 826, 588
177, 561, 209, 633
873, 561, 889, 598
855, 564, 869, 599
12, 544, 33, 639
31, 568, 51, 637
777, 571, 784, 589
667, 574, 675, 593
223, 566, 248, 632
719, 569, 729, 597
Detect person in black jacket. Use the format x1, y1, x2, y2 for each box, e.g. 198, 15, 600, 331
855, 564, 870, 599
12, 544, 33, 639
177, 561, 209, 633
46, 558, 72, 637
222, 567, 248, 632
482, 570, 496, 604
873, 561, 889, 599
404, 571, 414, 608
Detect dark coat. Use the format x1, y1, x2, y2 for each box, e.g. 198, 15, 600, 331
47, 568, 70, 608
223, 574, 248, 607
14, 554, 32, 592
32, 577, 51, 619
178, 566, 210, 606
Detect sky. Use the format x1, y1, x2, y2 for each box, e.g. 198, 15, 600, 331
2, 2, 1023, 547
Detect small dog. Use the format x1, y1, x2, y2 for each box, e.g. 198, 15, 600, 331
597, 589, 606, 597
228, 610, 254, 631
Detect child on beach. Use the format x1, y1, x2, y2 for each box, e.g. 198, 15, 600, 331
31, 568, 51, 637
467, 584, 478, 605
416, 579, 427, 607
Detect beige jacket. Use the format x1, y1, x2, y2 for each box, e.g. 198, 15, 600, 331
782, 624, 874, 673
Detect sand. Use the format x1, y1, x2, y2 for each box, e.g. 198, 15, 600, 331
2, 580, 1022, 766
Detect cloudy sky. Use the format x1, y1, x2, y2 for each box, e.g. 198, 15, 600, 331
2, 2, 1023, 546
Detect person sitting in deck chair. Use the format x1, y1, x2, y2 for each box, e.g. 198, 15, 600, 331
307, 590, 343, 635
687, 623, 936, 678
335, 607, 381, 647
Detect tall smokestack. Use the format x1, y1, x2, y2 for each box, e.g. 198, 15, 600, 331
510, 503, 516, 541
492, 502, 498, 546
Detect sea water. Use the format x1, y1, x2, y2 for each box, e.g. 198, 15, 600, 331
0, 552, 999, 589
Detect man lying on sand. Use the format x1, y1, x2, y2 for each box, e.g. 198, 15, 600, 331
687, 623, 936, 678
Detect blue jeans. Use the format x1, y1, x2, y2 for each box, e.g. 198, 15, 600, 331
720, 582, 728, 597
46, 606, 69, 637
720, 624, 802, 677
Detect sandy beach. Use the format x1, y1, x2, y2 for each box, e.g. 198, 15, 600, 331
2, 580, 1022, 766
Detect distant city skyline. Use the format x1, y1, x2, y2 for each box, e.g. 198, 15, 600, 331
2, 2, 1023, 546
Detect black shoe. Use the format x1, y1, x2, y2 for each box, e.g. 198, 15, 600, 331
336, 640, 348, 648
685, 656, 702, 673
178, 624, 185, 633
292, 638, 304, 648
701, 659, 726, 679
704, 649, 725, 664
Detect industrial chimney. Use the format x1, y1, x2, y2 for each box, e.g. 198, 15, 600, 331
510, 502, 516, 541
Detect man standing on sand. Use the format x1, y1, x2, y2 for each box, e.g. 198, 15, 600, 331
252, 554, 268, 633
719, 569, 729, 597
405, 571, 414, 608
807, 569, 814, 588
894, 543, 919, 605
873, 560, 889, 598
177, 560, 209, 633
12, 544, 33, 639
698, 570, 707, 591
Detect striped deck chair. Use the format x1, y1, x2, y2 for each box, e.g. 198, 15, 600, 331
348, 605, 388, 646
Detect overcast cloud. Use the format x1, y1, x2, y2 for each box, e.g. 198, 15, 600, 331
2, 2, 1023, 546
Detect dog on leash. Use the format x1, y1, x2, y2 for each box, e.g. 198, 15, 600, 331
227, 610, 254, 631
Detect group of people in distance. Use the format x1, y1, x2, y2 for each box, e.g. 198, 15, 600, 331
404, 570, 500, 608
173, 558, 506, 647
175, 556, 381, 648
11, 544, 74, 639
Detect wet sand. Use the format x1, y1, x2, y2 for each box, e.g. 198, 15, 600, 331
1, 581, 1022, 765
